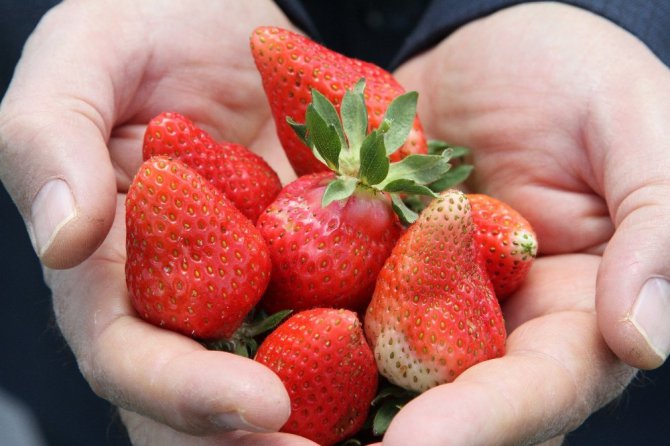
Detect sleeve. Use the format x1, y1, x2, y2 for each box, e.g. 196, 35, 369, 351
273, 0, 321, 39
0, 0, 61, 96
391, 0, 670, 68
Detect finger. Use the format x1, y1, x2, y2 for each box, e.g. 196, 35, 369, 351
48, 196, 291, 435
383, 255, 636, 446
0, 2, 130, 269
502, 254, 599, 330
588, 40, 670, 369
392, 14, 615, 258
120, 409, 318, 446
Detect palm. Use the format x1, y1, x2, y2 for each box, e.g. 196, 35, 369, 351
38, 1, 302, 444
383, 3, 650, 444
79, 0, 295, 188
395, 5, 619, 257
50, 196, 314, 445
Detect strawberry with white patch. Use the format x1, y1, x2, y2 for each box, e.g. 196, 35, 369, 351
365, 190, 507, 392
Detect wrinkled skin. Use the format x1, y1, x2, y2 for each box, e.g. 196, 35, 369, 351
2, 1, 669, 445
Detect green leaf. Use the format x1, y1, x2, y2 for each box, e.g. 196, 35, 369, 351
448, 145, 470, 158
322, 176, 359, 207
391, 194, 419, 225
383, 179, 437, 197
427, 139, 471, 158
287, 116, 308, 146
247, 309, 293, 337
427, 139, 450, 155
341, 79, 368, 152
305, 104, 341, 170
382, 91, 418, 155
372, 402, 402, 436
359, 131, 389, 186
311, 88, 346, 147
235, 339, 256, 358
371, 383, 417, 406
429, 164, 474, 192
381, 152, 451, 188
402, 195, 431, 215
352, 77, 366, 95
204, 308, 293, 358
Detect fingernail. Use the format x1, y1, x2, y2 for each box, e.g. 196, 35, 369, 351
211, 410, 273, 433
631, 277, 670, 361
30, 179, 77, 257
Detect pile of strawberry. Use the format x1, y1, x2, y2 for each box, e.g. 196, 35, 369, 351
124, 27, 538, 446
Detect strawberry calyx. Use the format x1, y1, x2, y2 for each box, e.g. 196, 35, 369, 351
369, 380, 418, 437
425, 140, 474, 192
403, 141, 475, 215
333, 379, 418, 445
287, 79, 463, 224
205, 309, 292, 357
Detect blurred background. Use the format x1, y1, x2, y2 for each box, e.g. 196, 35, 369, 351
1, 1, 668, 444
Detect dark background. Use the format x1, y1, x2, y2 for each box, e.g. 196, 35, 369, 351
1, 1, 668, 444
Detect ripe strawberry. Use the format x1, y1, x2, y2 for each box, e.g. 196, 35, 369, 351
255, 308, 378, 446
365, 190, 506, 393
258, 171, 403, 313
257, 81, 454, 313
250, 26, 427, 177
143, 112, 282, 223
467, 194, 538, 299
125, 156, 271, 340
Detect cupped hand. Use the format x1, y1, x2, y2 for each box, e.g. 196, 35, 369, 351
379, 254, 634, 445
0, 0, 295, 269
48, 195, 313, 445
384, 2, 670, 444
1, 0, 310, 444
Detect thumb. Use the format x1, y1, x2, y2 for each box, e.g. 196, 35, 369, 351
0, 109, 117, 269
597, 191, 670, 370
0, 5, 118, 269
592, 49, 670, 369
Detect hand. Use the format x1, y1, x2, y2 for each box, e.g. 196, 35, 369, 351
386, 2, 670, 444
377, 255, 634, 446
49, 196, 315, 446
0, 0, 295, 270
1, 1, 307, 444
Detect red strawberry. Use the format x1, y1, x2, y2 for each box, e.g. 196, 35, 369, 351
143, 112, 282, 223
365, 190, 506, 393
256, 81, 453, 313
468, 193, 538, 300
257, 171, 403, 313
125, 156, 271, 340
255, 308, 378, 446
250, 26, 427, 177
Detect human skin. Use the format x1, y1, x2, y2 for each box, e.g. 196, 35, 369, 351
1, 0, 305, 444
384, 2, 669, 444
0, 1, 667, 445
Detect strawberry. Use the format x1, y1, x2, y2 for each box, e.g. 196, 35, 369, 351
255, 308, 378, 446
143, 112, 282, 223
250, 26, 427, 177
257, 81, 455, 313
258, 171, 403, 313
468, 193, 538, 300
125, 156, 271, 340
364, 190, 506, 393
